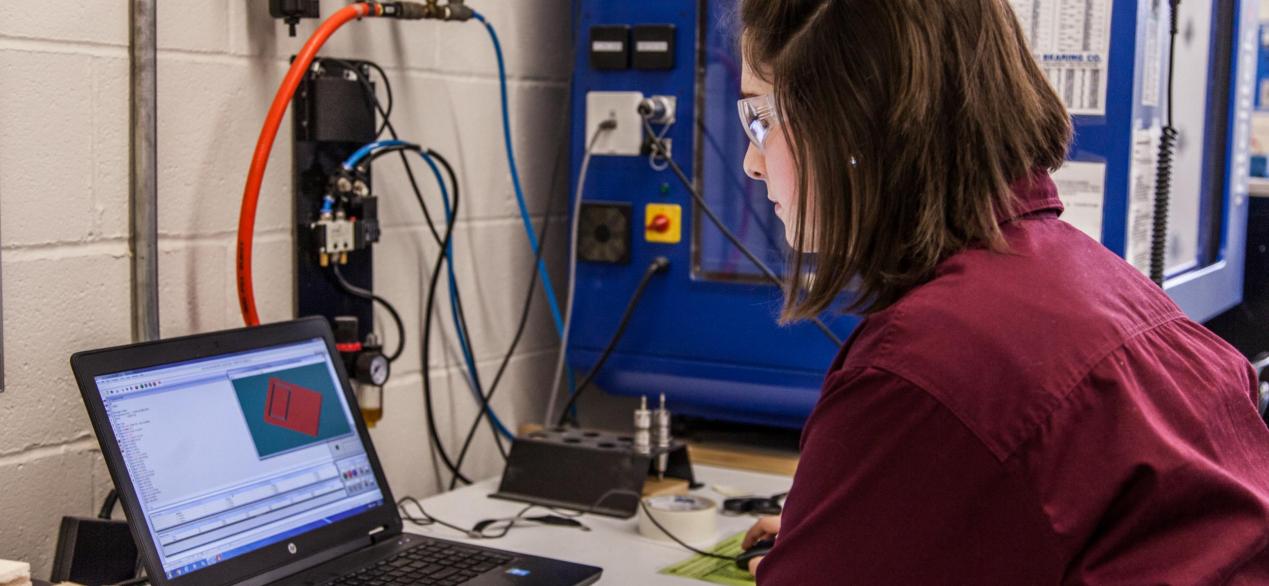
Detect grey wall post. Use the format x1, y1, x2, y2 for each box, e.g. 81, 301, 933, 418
131, 0, 160, 342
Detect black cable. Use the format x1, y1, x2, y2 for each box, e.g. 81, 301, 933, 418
366, 61, 394, 139
397, 486, 734, 559
449, 93, 578, 488
330, 263, 407, 362
642, 118, 843, 347
556, 257, 671, 427
449, 199, 555, 489
400, 495, 588, 540
328, 58, 444, 253
417, 148, 486, 486
330, 61, 507, 471
365, 144, 510, 463
579, 488, 738, 561
397, 496, 481, 538
639, 500, 738, 561
98, 488, 119, 520
1150, 0, 1181, 286
357, 145, 502, 449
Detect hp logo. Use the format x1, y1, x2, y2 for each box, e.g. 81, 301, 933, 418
288, 543, 298, 555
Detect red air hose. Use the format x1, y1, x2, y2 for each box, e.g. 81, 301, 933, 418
236, 3, 384, 326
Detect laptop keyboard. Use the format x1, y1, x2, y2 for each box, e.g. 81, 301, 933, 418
327, 538, 515, 586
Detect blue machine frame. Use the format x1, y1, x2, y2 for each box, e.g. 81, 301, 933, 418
566, 0, 1256, 429
1086, 0, 1254, 323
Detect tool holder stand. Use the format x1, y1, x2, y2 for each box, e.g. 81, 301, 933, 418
491, 427, 694, 518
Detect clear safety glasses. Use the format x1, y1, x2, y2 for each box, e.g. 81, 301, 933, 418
737, 94, 781, 152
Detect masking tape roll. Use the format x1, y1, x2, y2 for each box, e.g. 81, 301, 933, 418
637, 494, 718, 544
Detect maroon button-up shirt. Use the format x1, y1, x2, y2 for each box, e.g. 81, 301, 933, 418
757, 173, 1269, 584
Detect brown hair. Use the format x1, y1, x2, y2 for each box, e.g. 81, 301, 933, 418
741, 0, 1072, 320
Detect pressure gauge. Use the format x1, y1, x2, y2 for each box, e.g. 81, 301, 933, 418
356, 351, 390, 386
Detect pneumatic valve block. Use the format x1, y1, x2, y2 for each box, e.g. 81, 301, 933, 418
311, 170, 381, 267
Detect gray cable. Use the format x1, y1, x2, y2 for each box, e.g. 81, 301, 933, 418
543, 121, 617, 426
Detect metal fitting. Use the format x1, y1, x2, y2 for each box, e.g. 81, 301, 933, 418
442, 1, 474, 21
638, 96, 676, 125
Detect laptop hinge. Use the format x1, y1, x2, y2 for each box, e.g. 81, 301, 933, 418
369, 523, 400, 544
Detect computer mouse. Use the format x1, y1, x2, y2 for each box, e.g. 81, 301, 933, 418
735, 538, 777, 571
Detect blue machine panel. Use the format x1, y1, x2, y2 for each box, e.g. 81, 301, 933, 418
566, 0, 1255, 429
567, 0, 853, 428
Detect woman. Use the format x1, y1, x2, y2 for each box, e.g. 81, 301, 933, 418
736, 0, 1269, 583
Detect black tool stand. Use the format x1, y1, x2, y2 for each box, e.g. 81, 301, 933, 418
490, 427, 694, 519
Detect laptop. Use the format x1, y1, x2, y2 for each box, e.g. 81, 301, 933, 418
71, 316, 602, 586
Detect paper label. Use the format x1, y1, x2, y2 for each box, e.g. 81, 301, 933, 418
592, 41, 624, 53
1140, 2, 1163, 107
1052, 161, 1106, 240
636, 41, 670, 53
1010, 0, 1114, 115
1126, 128, 1160, 274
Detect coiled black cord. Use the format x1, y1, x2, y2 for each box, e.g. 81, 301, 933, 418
1150, 0, 1182, 286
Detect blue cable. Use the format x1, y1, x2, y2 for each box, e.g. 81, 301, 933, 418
343, 139, 410, 170
344, 139, 515, 440
472, 11, 579, 402
415, 150, 516, 441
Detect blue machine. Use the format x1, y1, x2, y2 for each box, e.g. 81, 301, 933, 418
565, 0, 1257, 429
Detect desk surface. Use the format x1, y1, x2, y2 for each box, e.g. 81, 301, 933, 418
404, 465, 793, 585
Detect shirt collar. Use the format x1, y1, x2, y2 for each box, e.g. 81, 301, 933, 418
998, 170, 1064, 224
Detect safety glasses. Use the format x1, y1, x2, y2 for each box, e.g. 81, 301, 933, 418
737, 94, 781, 152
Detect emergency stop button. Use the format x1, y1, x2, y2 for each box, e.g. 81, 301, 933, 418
645, 203, 681, 244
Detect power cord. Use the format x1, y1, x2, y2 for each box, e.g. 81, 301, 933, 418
397, 496, 588, 540
98, 488, 119, 520
555, 256, 672, 427
544, 120, 617, 427
641, 118, 843, 347
398, 487, 733, 562
330, 263, 406, 362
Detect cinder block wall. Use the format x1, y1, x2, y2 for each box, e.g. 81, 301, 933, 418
0, 0, 572, 574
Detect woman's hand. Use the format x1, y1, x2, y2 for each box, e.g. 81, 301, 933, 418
741, 515, 781, 574
742, 515, 780, 549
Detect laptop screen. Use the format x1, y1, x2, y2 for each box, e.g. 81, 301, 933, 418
94, 338, 385, 580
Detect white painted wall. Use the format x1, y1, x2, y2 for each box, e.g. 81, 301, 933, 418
0, 0, 572, 575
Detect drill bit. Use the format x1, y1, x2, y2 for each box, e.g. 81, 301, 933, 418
654, 393, 671, 480
634, 395, 651, 456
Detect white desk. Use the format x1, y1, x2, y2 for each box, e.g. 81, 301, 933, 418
403, 465, 793, 584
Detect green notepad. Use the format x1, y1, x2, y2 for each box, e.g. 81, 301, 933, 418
659, 532, 757, 586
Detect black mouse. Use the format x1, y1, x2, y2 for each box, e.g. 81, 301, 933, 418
735, 538, 777, 571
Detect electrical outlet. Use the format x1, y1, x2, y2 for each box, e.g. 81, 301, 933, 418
585, 91, 646, 156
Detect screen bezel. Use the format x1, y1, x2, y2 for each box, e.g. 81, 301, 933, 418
70, 316, 401, 586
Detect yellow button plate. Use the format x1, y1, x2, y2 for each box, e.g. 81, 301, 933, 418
644, 203, 682, 244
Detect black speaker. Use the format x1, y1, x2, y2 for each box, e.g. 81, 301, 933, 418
49, 516, 139, 585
